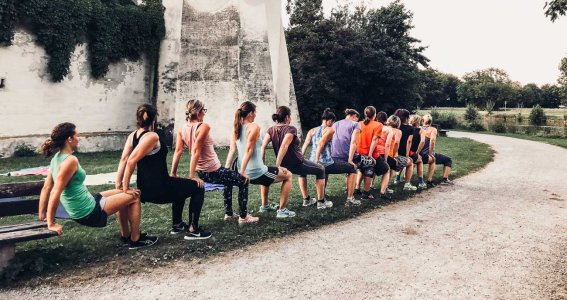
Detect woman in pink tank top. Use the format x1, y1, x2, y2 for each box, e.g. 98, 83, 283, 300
171, 100, 259, 224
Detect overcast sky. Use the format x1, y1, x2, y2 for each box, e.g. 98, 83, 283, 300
283, 0, 567, 86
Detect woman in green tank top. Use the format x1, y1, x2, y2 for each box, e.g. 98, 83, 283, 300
38, 123, 158, 249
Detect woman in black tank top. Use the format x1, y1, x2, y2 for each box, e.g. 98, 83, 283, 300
116, 104, 211, 240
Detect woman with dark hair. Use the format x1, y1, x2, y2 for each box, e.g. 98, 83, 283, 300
409, 115, 427, 188
117, 104, 211, 240
171, 100, 259, 224
393, 109, 418, 187
385, 115, 417, 191
226, 101, 294, 218
301, 108, 360, 206
355, 106, 391, 199
262, 106, 332, 210
376, 111, 388, 125
39, 123, 157, 249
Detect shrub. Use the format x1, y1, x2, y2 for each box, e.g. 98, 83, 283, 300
464, 103, 481, 124
506, 124, 518, 133
489, 120, 507, 133
529, 104, 547, 126
13, 143, 38, 157
485, 100, 496, 115
516, 112, 523, 124
468, 121, 485, 131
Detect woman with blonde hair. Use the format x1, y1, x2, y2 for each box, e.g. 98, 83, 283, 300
418, 114, 454, 186
408, 115, 427, 188
171, 100, 259, 224
385, 115, 417, 191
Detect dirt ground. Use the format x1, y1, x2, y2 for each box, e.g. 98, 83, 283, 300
2, 132, 566, 299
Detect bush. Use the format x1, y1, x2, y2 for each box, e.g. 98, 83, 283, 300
516, 112, 523, 124
485, 100, 496, 115
430, 108, 458, 129
529, 104, 547, 126
13, 143, 38, 157
489, 120, 507, 133
506, 124, 518, 133
468, 121, 485, 131
464, 103, 481, 124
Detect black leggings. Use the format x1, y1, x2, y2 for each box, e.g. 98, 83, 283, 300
141, 177, 205, 228
198, 167, 249, 218
288, 160, 326, 180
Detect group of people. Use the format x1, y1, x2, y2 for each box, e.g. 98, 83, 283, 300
38, 101, 453, 250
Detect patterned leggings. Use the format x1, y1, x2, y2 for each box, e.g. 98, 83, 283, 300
197, 167, 249, 218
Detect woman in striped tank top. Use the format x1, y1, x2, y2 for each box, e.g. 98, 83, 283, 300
171, 100, 259, 225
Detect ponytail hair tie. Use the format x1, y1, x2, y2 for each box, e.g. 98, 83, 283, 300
143, 111, 148, 121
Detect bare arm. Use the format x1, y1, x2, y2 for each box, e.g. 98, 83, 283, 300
240, 125, 260, 178
368, 135, 379, 159
429, 128, 438, 156
391, 131, 401, 157
170, 129, 185, 177
261, 133, 271, 162
301, 129, 315, 157
315, 127, 334, 163
38, 171, 53, 221
416, 128, 426, 154
275, 133, 294, 167
188, 124, 211, 179
406, 135, 413, 157
384, 128, 393, 159
225, 132, 237, 169
348, 129, 361, 165
123, 133, 159, 192
116, 132, 134, 189
47, 156, 78, 235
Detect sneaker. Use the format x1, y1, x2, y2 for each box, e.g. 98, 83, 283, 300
403, 183, 417, 191
386, 188, 394, 194
427, 181, 436, 188
302, 197, 317, 207
393, 177, 400, 185
440, 179, 454, 185
345, 198, 362, 206
379, 193, 392, 200
129, 234, 159, 250
184, 227, 212, 240
259, 203, 277, 213
276, 208, 296, 219
354, 188, 362, 196
317, 200, 333, 210
238, 214, 260, 225
223, 214, 239, 221
170, 222, 189, 234
362, 192, 375, 200
418, 182, 428, 189
121, 232, 148, 244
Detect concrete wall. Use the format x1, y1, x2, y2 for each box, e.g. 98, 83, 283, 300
0, 30, 152, 157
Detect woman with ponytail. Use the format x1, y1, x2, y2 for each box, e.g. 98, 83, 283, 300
226, 101, 294, 218
385, 115, 417, 191
262, 106, 332, 210
39, 123, 157, 249
301, 108, 360, 206
170, 100, 258, 224
117, 104, 211, 240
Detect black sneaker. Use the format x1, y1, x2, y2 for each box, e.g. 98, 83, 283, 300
427, 181, 436, 188
362, 191, 375, 200
120, 232, 148, 245
129, 234, 158, 250
379, 193, 392, 200
440, 179, 454, 186
354, 188, 362, 196
184, 227, 212, 240
170, 222, 189, 234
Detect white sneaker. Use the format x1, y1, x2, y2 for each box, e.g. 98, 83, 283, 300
317, 200, 333, 209
418, 182, 427, 189
302, 198, 317, 207
276, 208, 296, 218
403, 183, 417, 191
238, 214, 259, 225
345, 198, 361, 206
386, 188, 394, 194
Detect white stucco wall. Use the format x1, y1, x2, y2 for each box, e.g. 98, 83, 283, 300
0, 30, 151, 157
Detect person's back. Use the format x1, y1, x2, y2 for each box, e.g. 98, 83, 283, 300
358, 120, 382, 159
410, 126, 421, 153
49, 152, 94, 219
309, 125, 333, 166
133, 130, 169, 196
267, 124, 303, 169
182, 122, 221, 172
398, 124, 413, 157
331, 119, 359, 160
388, 128, 401, 158
236, 124, 268, 179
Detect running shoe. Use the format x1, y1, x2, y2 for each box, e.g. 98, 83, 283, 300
129, 234, 159, 250
259, 203, 277, 213
317, 200, 333, 210
379, 193, 392, 200
427, 181, 436, 188
403, 183, 418, 191
276, 208, 296, 218
302, 197, 317, 207
393, 177, 401, 185
223, 214, 239, 221
238, 214, 260, 225
418, 182, 428, 189
170, 222, 189, 234
362, 192, 375, 200
440, 179, 454, 185
345, 198, 362, 206
386, 188, 394, 194
354, 188, 362, 196
184, 227, 212, 240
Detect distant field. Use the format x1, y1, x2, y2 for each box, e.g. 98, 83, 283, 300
418, 107, 567, 118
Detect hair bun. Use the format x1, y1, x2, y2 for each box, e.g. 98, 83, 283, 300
272, 113, 278, 122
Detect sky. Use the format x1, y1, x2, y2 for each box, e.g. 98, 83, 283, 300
282, 0, 567, 86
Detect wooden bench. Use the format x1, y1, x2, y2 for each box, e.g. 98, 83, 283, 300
432, 124, 449, 137
0, 181, 57, 271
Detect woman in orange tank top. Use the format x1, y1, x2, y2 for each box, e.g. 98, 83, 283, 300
385, 116, 417, 191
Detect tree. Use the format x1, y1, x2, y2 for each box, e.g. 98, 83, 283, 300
545, 0, 567, 21
540, 84, 564, 108
419, 68, 462, 108
517, 83, 543, 108
456, 68, 516, 109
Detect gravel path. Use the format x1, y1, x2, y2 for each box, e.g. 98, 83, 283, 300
3, 132, 567, 299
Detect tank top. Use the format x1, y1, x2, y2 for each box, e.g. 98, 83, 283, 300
267, 124, 304, 170
357, 120, 382, 159
309, 126, 334, 166
410, 127, 421, 152
181, 122, 221, 172
132, 131, 169, 197
49, 153, 95, 219
236, 124, 269, 180
420, 126, 434, 154
388, 128, 400, 158
376, 128, 388, 156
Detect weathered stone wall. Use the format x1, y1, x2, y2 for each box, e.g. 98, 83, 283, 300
0, 30, 151, 157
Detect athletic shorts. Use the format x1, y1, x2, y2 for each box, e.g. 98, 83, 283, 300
74, 193, 108, 228
420, 152, 452, 167
324, 159, 356, 175
353, 154, 375, 177
394, 156, 409, 172
387, 156, 400, 171
250, 166, 279, 186
288, 160, 326, 180
409, 151, 420, 163
374, 156, 390, 176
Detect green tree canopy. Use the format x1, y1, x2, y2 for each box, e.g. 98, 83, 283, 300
456, 68, 517, 109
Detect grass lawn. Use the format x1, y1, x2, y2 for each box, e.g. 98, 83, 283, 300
0, 137, 494, 286
460, 131, 567, 149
